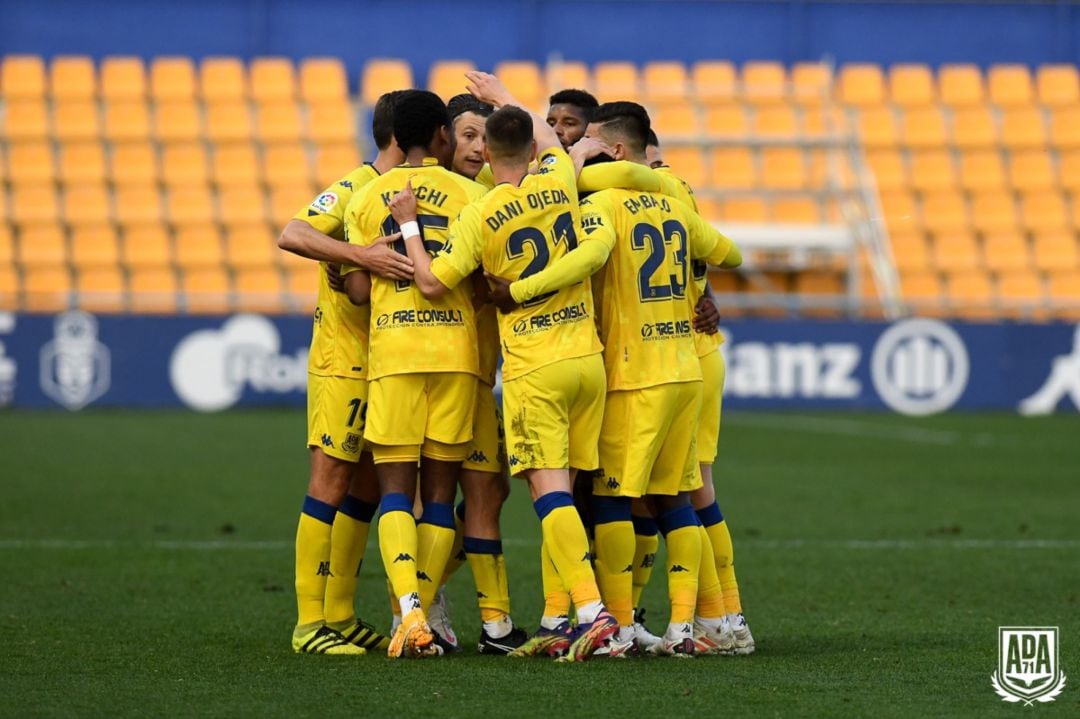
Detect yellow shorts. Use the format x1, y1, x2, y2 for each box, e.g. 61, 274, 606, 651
306, 373, 368, 462
463, 383, 505, 473
696, 349, 725, 464
366, 372, 477, 463
503, 354, 606, 475
594, 381, 703, 498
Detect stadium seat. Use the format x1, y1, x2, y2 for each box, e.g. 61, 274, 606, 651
2, 99, 49, 141
314, 143, 360, 186
932, 230, 980, 271
545, 61, 590, 97
217, 187, 267, 227
1036, 65, 1080, 107
1, 55, 46, 99
103, 100, 152, 142
263, 143, 313, 188
909, 149, 956, 192
53, 99, 101, 142
890, 231, 931, 272
1000, 107, 1047, 149
1049, 106, 1080, 149
0, 265, 18, 310
269, 184, 316, 225
742, 272, 791, 318
59, 142, 107, 186
161, 142, 209, 187
770, 198, 820, 223
721, 197, 768, 222
970, 190, 1019, 233
866, 149, 907, 191
16, 225, 67, 267
988, 64, 1034, 106
10, 186, 60, 227
255, 101, 303, 143
938, 64, 985, 107
752, 105, 798, 136
129, 266, 179, 313
62, 185, 112, 226
70, 225, 120, 269
154, 100, 202, 143
594, 61, 641, 103
1032, 230, 1079, 271
888, 64, 935, 106
250, 57, 296, 103
225, 225, 277, 269
958, 149, 1006, 192
791, 62, 832, 105
946, 269, 995, 318
182, 267, 231, 313
879, 190, 919, 233
692, 196, 722, 222
691, 61, 737, 104
150, 57, 197, 102
234, 267, 285, 312
428, 60, 476, 102
801, 106, 850, 136
661, 147, 707, 188
949, 106, 996, 149
361, 59, 413, 105
1058, 150, 1080, 193
643, 61, 689, 104
1047, 269, 1080, 319
793, 271, 845, 317
300, 57, 349, 104
1008, 150, 1056, 192
901, 106, 948, 148
110, 142, 159, 187
307, 100, 356, 144
77, 266, 127, 313
997, 269, 1046, 319
1020, 191, 1070, 232
121, 225, 173, 268
50, 56, 96, 100
708, 148, 756, 188
205, 101, 253, 143
174, 223, 224, 268
982, 230, 1031, 272
921, 191, 969, 234
838, 64, 886, 106
760, 148, 805, 189
495, 61, 544, 109
0, 226, 13, 265
22, 267, 72, 312
702, 103, 749, 137
284, 264, 319, 308
200, 57, 246, 103
740, 61, 786, 104
649, 103, 697, 140
100, 56, 146, 101
113, 186, 164, 228
210, 144, 259, 188
855, 106, 899, 147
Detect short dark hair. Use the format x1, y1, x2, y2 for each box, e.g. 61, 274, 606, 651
591, 101, 652, 155
646, 129, 659, 148
485, 106, 533, 161
392, 89, 450, 152
548, 88, 599, 120
372, 90, 404, 151
448, 93, 494, 123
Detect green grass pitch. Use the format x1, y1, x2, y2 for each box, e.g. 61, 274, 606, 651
1, 410, 1078, 717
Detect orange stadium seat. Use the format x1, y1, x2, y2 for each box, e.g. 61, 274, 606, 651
1036, 65, 1080, 107
63, 185, 112, 226
866, 149, 907, 192
121, 225, 173, 268
879, 190, 919, 233
0, 266, 19, 310
741, 61, 786, 104
760, 148, 805, 189
200, 57, 246, 103
113, 186, 164, 228
838, 64, 885, 106
1, 55, 46, 99
702, 103, 749, 137
921, 191, 969, 234
651, 104, 699, 139
643, 61, 689, 104
950, 106, 997, 149
59, 142, 107, 186
791, 62, 832, 105
888, 64, 935, 106
7, 142, 56, 185
793, 271, 845, 316
100, 57, 146, 101
314, 143, 360, 186
167, 187, 216, 227
856, 106, 899, 148
752, 105, 798, 136
174, 223, 224, 268
17, 225, 67, 267
1032, 230, 1079, 271
182, 267, 231, 313
1008, 150, 1056, 192
938, 64, 984, 107
709, 148, 756, 188
661, 147, 706, 188
225, 225, 277, 269
205, 101, 253, 143
103, 100, 152, 142
129, 266, 179, 314
0, 226, 13, 264
771, 198, 820, 223
307, 100, 356, 144
284, 264, 319, 305
1020, 191, 1070, 232
691, 61, 737, 104
1047, 269, 1080, 319
890, 231, 931, 273
150, 57, 197, 102
997, 270, 1045, 319
269, 184, 316, 226
1049, 106, 1080, 149
217, 186, 267, 227
901, 106, 948, 148
211, 144, 260, 188
932, 230, 979, 271
255, 102, 303, 143
154, 100, 202, 143
234, 267, 285, 312
70, 225, 120, 269
77, 266, 127, 313
909, 149, 956, 193
10, 186, 60, 227
23, 267, 72, 312
1058, 150, 1080, 193
496, 61, 544, 109
946, 270, 994, 318
958, 149, 1006, 192
361, 59, 413, 105
2, 99, 49, 141
50, 56, 96, 100
250, 57, 296, 103
161, 142, 209, 187
982, 230, 1030, 272
1000, 108, 1047, 150
545, 61, 590, 96
53, 99, 101, 142
802, 106, 849, 136
263, 143, 313, 188
988, 64, 1034, 106
594, 61, 640, 103
300, 57, 349, 104
721, 197, 768, 222
970, 190, 1019, 233
110, 142, 159, 187
428, 60, 475, 102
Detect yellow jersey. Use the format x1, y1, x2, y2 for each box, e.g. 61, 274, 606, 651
293, 164, 380, 379
429, 148, 602, 382
476, 301, 499, 388
343, 158, 487, 380
511, 187, 735, 391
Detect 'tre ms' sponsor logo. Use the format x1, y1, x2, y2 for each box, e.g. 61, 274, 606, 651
512, 303, 588, 336
375, 309, 465, 329
640, 320, 691, 341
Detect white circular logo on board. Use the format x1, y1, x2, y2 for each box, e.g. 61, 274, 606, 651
871, 318, 969, 415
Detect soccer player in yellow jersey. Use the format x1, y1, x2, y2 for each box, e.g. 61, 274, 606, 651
341, 90, 487, 658
276, 91, 412, 656
547, 88, 599, 151
497, 102, 742, 657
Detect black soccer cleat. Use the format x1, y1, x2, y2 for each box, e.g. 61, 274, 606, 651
477, 626, 529, 655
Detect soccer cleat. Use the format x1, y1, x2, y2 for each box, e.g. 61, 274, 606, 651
477, 626, 529, 655
563, 611, 619, 662
693, 618, 735, 655
649, 624, 696, 658
632, 608, 662, 653
386, 609, 437, 659
292, 625, 367, 656
728, 612, 756, 655
508, 622, 572, 658
427, 588, 460, 652
592, 631, 633, 659
333, 618, 390, 652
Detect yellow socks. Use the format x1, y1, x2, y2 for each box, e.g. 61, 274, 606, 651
699, 502, 742, 615
658, 504, 702, 626
294, 496, 336, 630
439, 501, 467, 585
540, 541, 571, 619
535, 492, 603, 622
464, 537, 511, 622
591, 495, 635, 626
695, 524, 726, 619
631, 515, 659, 610
323, 495, 377, 626
378, 492, 421, 614
415, 502, 457, 610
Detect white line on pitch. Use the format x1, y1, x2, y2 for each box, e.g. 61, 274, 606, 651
726, 411, 990, 446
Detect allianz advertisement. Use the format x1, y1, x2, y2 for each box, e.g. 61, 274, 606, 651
1, 311, 1079, 415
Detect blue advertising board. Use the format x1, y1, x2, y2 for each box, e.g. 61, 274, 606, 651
1, 311, 1078, 415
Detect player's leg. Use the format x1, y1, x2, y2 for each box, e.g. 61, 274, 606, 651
428, 501, 466, 650
630, 497, 663, 651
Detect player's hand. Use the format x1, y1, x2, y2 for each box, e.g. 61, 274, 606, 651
569, 136, 616, 163
693, 294, 720, 334
325, 263, 346, 293
465, 71, 515, 108
352, 233, 413, 281
484, 272, 519, 314
389, 179, 418, 224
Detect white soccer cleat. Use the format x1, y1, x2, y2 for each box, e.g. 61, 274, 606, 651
727, 612, 755, 655
593, 626, 634, 659
632, 608, 662, 653
648, 623, 695, 658
427, 587, 460, 651
693, 617, 735, 655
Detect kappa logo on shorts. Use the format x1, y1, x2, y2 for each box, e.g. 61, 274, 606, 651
467, 450, 489, 464
605, 476, 620, 490
341, 433, 360, 454
321, 434, 334, 448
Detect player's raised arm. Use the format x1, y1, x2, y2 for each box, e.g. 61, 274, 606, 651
465, 71, 563, 155
577, 159, 662, 194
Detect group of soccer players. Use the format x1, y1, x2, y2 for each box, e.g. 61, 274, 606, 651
277, 70, 755, 660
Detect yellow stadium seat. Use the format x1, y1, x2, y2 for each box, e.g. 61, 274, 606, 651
1036, 65, 1079, 107
428, 60, 475, 102
950, 106, 997, 149
59, 142, 107, 186
958, 149, 1006, 192
1000, 108, 1047, 149
361, 59, 412, 105
1049, 106, 1080, 149
167, 187, 216, 227
770, 198, 820, 223
7, 142, 55, 186
921, 191, 969, 234
496, 61, 544, 109
1, 55, 46, 99
264, 143, 313, 188
300, 57, 349, 104
970, 190, 1019, 233
50, 56, 96, 100
661, 147, 706, 189
284, 264, 319, 307
997, 269, 1045, 319
17, 225, 67, 267
307, 100, 355, 144
314, 142, 360, 186
2, 99, 49, 141
121, 225, 173, 268
174, 223, 224, 269
982, 230, 1030, 272
250, 57, 296, 103
793, 271, 845, 317
909, 149, 956, 192
53, 99, 101, 142
890, 231, 931, 273
110, 142, 159, 187
946, 269, 994, 318
1, 265, 19, 311
129, 266, 179, 314
23, 267, 72, 312
70, 225, 120, 269
182, 267, 231, 313
691, 61, 736, 104
932, 230, 979, 271
855, 106, 899, 147
100, 57, 146, 101
225, 225, 277, 269
939, 64, 985, 107
692, 197, 722, 222
643, 61, 689, 104
235, 267, 285, 312
791, 62, 832, 105
255, 101, 303, 143
838, 64, 885, 106
150, 57, 197, 102
760, 148, 805, 189
988, 64, 1034, 107
1008, 149, 1056, 192
702, 103, 748, 137
0, 226, 13, 264
200, 57, 246, 103
809, 150, 856, 190
205, 102, 253, 143
211, 144, 260, 187
741, 61, 786, 104
901, 106, 948, 148
103, 100, 152, 142
752, 105, 798, 136
10, 186, 60, 227
1059, 150, 1080, 193
113, 187, 164, 228
651, 103, 699, 139
880, 190, 920, 233
888, 64, 935, 106
1047, 269, 1080, 320
269, 184, 317, 226
709, 148, 756, 188
1020, 191, 1070, 232
545, 61, 590, 97
866, 149, 907, 192
721, 197, 768, 222
594, 61, 641, 103
217, 187, 267, 227
1032, 230, 1079, 271
801, 106, 850, 136
154, 100, 202, 143
77, 266, 127, 313
63, 185, 112, 226
161, 142, 209, 187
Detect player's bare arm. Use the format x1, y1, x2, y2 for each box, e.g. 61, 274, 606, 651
694, 284, 721, 334
465, 71, 564, 154
278, 220, 413, 280
567, 136, 616, 177
343, 269, 372, 306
